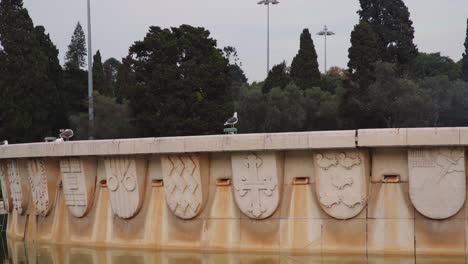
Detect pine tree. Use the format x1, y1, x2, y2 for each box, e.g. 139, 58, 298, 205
0, 0, 67, 142
290, 29, 321, 89
358, 0, 418, 66
462, 18, 468, 82
65, 22, 87, 70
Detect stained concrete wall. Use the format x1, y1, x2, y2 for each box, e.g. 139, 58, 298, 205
1, 128, 468, 256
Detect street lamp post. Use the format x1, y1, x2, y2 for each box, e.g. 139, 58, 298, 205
87, 0, 94, 140
317, 25, 335, 73
257, 0, 279, 76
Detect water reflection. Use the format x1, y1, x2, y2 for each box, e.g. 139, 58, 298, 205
0, 236, 466, 264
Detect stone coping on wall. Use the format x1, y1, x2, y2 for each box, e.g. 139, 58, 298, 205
358, 127, 468, 147
0, 130, 356, 158
1, 127, 468, 158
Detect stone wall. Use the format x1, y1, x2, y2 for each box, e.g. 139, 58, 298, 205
1, 128, 468, 256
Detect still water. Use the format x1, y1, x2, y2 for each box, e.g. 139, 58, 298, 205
0, 234, 466, 264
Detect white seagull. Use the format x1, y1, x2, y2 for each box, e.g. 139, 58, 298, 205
59, 129, 74, 141
224, 112, 238, 128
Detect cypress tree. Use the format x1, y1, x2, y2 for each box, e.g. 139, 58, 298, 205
115, 56, 133, 103
348, 22, 381, 89
103, 57, 121, 97
462, 18, 468, 82
358, 0, 418, 66
0, 0, 67, 142
340, 22, 382, 129
103, 58, 121, 83
93, 50, 107, 95
65, 22, 87, 70
290, 29, 321, 89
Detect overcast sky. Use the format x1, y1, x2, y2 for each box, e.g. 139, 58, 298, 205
23, 0, 468, 82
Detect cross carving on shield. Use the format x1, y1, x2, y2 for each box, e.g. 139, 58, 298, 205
234, 154, 277, 218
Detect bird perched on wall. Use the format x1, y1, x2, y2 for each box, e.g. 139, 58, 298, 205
224, 112, 238, 128
0, 140, 8, 145
59, 129, 74, 141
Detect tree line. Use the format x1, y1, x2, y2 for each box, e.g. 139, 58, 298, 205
0, 0, 468, 143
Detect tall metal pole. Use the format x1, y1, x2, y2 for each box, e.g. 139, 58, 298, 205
324, 32, 327, 73
258, 0, 279, 77
317, 25, 335, 73
267, 3, 270, 75
87, 0, 94, 140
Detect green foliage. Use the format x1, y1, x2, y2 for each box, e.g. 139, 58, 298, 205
418, 76, 468, 126
408, 53, 461, 80
341, 22, 381, 128
290, 29, 321, 89
65, 22, 87, 71
463, 18, 468, 82
2, 2, 468, 142
103, 57, 121, 97
115, 56, 134, 103
103, 58, 121, 84
368, 62, 468, 128
0, 0, 67, 143
223, 46, 247, 84
358, 0, 418, 66
347, 22, 380, 89
321, 67, 345, 94
235, 82, 342, 133
63, 69, 88, 115
70, 92, 136, 140
263, 61, 291, 93
127, 25, 233, 137
93, 50, 111, 96
368, 62, 430, 128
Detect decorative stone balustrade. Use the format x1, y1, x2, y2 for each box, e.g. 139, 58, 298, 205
1, 127, 468, 255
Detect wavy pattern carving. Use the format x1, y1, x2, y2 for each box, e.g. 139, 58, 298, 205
162, 155, 204, 219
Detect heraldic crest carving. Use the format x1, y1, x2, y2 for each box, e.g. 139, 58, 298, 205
408, 147, 465, 219
314, 150, 369, 220
231, 152, 282, 219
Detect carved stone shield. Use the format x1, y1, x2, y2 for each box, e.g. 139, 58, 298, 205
314, 150, 369, 220
161, 154, 209, 219
231, 152, 282, 219
408, 148, 465, 219
7, 160, 29, 215
59, 157, 97, 218
0, 162, 12, 212
27, 159, 60, 216
104, 156, 147, 219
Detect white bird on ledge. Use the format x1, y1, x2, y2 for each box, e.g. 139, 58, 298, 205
59, 129, 74, 141
224, 112, 238, 128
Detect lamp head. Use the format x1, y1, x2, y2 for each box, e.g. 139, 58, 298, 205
257, 0, 280, 5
